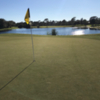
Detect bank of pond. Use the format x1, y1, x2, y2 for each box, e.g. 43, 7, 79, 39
0, 27, 100, 35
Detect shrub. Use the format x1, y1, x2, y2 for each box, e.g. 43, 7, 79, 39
37, 25, 40, 28
51, 29, 57, 35
18, 25, 23, 28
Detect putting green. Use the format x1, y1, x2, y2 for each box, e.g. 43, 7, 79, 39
0, 34, 100, 100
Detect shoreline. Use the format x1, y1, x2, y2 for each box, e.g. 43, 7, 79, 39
0, 29, 12, 32
1, 26, 100, 33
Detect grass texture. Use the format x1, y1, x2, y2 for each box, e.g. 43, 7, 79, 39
0, 34, 100, 100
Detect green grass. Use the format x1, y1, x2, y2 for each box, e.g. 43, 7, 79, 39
0, 34, 100, 100
65, 34, 100, 40
0, 27, 18, 32
31, 25, 72, 28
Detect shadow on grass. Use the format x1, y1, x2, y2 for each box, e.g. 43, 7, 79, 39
0, 60, 35, 91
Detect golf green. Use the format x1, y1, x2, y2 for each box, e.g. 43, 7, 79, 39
0, 34, 100, 100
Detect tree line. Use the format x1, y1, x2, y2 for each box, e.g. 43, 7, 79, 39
0, 19, 16, 28
0, 16, 100, 29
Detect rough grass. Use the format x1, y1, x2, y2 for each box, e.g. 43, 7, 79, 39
0, 34, 100, 100
40, 26, 71, 28
31, 25, 72, 28
0, 27, 18, 32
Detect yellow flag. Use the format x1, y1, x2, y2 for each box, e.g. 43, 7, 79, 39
24, 8, 30, 24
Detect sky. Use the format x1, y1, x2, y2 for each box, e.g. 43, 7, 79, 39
0, 0, 100, 23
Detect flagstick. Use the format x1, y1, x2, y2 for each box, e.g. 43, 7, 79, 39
30, 22, 35, 61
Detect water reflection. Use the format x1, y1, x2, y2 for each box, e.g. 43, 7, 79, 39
72, 30, 84, 35
0, 27, 100, 35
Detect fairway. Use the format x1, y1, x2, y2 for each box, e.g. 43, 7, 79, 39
0, 34, 100, 100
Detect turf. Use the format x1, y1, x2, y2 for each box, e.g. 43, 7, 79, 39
0, 34, 100, 100
0, 27, 18, 32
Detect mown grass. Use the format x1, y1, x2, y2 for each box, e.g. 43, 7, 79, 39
65, 34, 100, 40
0, 34, 100, 100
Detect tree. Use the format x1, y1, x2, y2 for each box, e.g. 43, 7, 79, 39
97, 18, 100, 25
16, 22, 24, 28
81, 18, 83, 25
51, 20, 56, 26
44, 18, 49, 27
70, 17, 76, 26
0, 19, 8, 28
75, 20, 81, 25
7, 21, 16, 28
89, 16, 98, 26
83, 19, 88, 26
62, 19, 67, 25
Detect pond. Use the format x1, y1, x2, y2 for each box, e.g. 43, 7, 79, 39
0, 27, 100, 35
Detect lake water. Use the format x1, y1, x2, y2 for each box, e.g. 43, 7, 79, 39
1, 27, 100, 35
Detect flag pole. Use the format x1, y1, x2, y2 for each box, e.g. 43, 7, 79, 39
29, 8, 35, 61
24, 8, 35, 61
30, 21, 35, 62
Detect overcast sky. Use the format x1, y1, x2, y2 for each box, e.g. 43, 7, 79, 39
0, 0, 100, 22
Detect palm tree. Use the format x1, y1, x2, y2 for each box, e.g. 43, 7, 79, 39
44, 18, 49, 28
